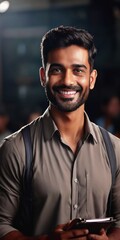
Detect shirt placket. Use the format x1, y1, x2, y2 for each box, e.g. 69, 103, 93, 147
71, 141, 83, 219
71, 157, 79, 219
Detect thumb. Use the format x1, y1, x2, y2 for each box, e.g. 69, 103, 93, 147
55, 223, 67, 231
100, 228, 106, 235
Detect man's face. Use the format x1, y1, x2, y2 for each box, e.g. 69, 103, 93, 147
40, 45, 97, 112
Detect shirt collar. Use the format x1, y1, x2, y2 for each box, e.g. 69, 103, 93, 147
42, 108, 97, 143
41, 107, 58, 141
84, 112, 98, 143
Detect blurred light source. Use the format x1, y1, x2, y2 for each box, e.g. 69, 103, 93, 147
0, 1, 10, 13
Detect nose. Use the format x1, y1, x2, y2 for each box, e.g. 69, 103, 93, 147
62, 69, 74, 85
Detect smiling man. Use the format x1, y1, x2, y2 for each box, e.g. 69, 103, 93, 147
0, 26, 120, 240
41, 45, 96, 113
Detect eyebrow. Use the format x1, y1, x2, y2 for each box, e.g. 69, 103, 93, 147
49, 63, 87, 69
72, 64, 87, 69
49, 63, 63, 68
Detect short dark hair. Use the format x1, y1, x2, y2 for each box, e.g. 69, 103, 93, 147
41, 26, 97, 71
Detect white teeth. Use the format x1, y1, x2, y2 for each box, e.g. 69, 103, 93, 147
60, 91, 76, 95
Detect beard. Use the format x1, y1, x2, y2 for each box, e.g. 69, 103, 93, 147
45, 83, 90, 112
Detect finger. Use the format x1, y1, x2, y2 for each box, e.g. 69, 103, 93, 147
56, 223, 68, 231
64, 219, 80, 230
62, 229, 89, 239
88, 233, 104, 240
63, 221, 72, 231
88, 228, 107, 239
70, 238, 88, 240
99, 228, 106, 235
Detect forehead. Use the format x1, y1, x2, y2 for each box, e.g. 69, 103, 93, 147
47, 45, 89, 66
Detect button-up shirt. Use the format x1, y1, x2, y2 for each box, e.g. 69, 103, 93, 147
0, 108, 120, 238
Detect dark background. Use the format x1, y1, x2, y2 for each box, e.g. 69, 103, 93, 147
0, 0, 120, 131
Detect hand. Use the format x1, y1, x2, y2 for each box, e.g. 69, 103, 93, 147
50, 223, 89, 240
88, 228, 109, 240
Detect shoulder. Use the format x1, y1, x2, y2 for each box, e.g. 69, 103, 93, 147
107, 131, 120, 165
91, 122, 120, 167
91, 122, 120, 144
0, 108, 51, 158
0, 128, 24, 155
0, 115, 42, 146
0, 117, 42, 169
92, 122, 120, 145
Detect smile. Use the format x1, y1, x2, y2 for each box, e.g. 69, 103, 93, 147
59, 90, 76, 95
56, 90, 78, 100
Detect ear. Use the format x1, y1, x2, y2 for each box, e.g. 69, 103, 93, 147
90, 69, 97, 90
39, 67, 46, 87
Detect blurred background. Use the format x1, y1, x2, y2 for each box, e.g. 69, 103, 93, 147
0, 0, 120, 140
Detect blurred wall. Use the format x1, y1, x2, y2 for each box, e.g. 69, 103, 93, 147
0, 0, 120, 130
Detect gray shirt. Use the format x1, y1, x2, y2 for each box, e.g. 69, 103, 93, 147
0, 108, 120, 238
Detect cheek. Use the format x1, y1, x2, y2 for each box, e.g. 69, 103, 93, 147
46, 79, 55, 93
48, 76, 61, 88
78, 77, 90, 88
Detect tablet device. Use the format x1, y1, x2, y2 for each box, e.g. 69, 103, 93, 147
66, 217, 116, 234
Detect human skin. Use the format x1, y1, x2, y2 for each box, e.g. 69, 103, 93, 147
40, 45, 97, 113
1, 45, 120, 240
40, 45, 97, 152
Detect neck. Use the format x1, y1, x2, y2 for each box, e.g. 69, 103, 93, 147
50, 105, 85, 152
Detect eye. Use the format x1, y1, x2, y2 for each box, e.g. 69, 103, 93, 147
49, 67, 62, 75
73, 68, 85, 75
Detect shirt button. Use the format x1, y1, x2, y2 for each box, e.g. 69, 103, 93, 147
74, 204, 78, 209
74, 178, 78, 183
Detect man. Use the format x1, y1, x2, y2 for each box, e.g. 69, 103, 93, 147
0, 26, 120, 240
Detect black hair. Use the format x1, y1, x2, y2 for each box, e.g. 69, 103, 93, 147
41, 25, 97, 71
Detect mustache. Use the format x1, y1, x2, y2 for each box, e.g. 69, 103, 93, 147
53, 84, 82, 92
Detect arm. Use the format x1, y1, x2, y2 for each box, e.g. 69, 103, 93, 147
0, 231, 49, 240
0, 225, 89, 240
107, 138, 120, 240
0, 138, 27, 238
